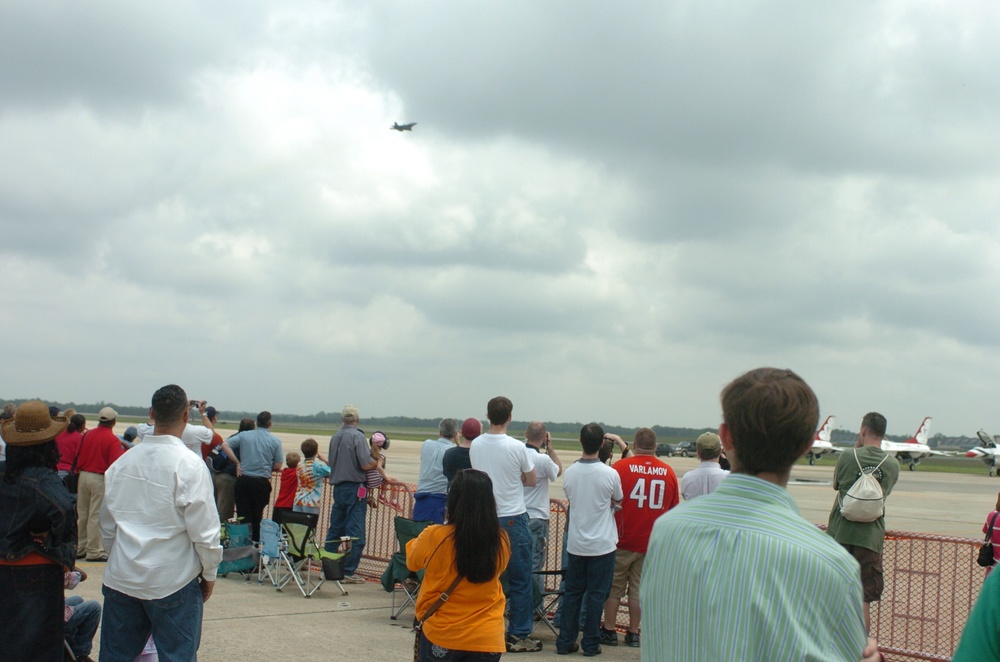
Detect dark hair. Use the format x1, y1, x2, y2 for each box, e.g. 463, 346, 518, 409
634, 427, 657, 451
446, 469, 505, 583
3, 441, 61, 483
580, 423, 605, 455
67, 414, 86, 434
721, 367, 819, 476
238, 418, 256, 433
486, 397, 513, 427
151, 385, 188, 426
862, 412, 887, 438
257, 411, 272, 428
301, 438, 318, 458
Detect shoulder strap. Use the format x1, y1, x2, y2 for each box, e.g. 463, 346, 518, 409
71, 430, 87, 473
416, 574, 463, 626
986, 512, 999, 541
415, 532, 462, 627
852, 448, 863, 472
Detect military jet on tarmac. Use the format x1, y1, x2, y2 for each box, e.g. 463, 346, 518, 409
805, 415, 841, 465
881, 417, 946, 471
391, 122, 417, 131
965, 430, 1000, 476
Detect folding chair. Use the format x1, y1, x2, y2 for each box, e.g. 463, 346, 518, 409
257, 519, 286, 587
531, 569, 565, 636
280, 511, 349, 597
380, 516, 433, 619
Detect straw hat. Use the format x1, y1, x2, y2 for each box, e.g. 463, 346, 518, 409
0, 401, 68, 446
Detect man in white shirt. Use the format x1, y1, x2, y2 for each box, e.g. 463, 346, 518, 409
557, 423, 624, 656
99, 384, 223, 661
523, 422, 562, 601
680, 432, 730, 501
470, 396, 540, 653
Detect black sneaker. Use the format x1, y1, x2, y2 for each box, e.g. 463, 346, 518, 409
582, 645, 602, 657
599, 627, 618, 646
624, 631, 640, 648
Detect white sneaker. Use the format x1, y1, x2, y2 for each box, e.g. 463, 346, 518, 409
341, 574, 365, 584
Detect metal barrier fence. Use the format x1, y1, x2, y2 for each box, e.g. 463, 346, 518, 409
265, 478, 981, 661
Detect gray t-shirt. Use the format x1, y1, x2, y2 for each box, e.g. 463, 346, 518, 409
327, 426, 371, 484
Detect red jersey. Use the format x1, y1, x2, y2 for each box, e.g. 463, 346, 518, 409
76, 426, 125, 475
275, 467, 298, 508
612, 455, 679, 553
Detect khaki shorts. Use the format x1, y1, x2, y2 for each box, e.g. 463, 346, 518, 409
608, 549, 645, 601
843, 544, 884, 603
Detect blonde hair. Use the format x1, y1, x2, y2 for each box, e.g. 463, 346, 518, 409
286, 451, 301, 468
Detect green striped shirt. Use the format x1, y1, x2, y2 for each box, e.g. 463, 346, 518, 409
642, 474, 867, 662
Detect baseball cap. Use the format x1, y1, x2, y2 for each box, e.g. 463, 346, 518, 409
99, 406, 118, 422
461, 417, 482, 441
696, 432, 722, 456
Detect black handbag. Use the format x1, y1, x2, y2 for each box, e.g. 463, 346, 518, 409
977, 512, 999, 568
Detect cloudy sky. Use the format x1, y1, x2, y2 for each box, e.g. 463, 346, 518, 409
2, 1, 997, 436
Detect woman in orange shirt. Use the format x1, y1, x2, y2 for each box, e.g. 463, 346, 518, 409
407, 469, 510, 660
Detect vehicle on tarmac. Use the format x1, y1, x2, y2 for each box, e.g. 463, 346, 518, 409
655, 443, 675, 457
675, 441, 696, 458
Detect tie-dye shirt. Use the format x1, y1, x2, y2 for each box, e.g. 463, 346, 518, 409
295, 457, 331, 509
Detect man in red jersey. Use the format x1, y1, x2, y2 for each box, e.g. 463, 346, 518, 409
76, 407, 126, 561
600, 428, 678, 648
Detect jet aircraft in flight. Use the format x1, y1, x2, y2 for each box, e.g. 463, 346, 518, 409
391, 122, 417, 131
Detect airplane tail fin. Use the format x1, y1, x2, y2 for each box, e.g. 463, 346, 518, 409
814, 415, 834, 442
906, 417, 932, 444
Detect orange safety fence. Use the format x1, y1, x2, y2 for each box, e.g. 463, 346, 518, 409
264, 478, 981, 661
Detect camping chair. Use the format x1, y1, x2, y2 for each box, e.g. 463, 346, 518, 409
218, 520, 257, 580
257, 519, 286, 588
381, 516, 433, 619
280, 510, 350, 597
531, 569, 565, 636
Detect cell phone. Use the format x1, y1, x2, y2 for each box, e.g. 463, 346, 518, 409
189, 400, 199, 408
357, 485, 367, 499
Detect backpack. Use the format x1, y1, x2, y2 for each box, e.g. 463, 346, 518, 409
839, 448, 889, 523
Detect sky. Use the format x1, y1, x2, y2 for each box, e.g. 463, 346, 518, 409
2, 1, 998, 437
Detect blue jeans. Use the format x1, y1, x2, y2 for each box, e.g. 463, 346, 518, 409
65, 595, 101, 658
500, 512, 534, 639
100, 578, 204, 662
528, 518, 549, 604
0, 564, 63, 661
325, 481, 367, 575
413, 492, 447, 524
418, 629, 502, 661
557, 551, 616, 655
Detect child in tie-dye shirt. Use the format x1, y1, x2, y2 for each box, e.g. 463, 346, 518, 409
294, 438, 331, 514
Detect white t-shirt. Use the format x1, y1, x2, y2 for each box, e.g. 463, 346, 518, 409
470, 433, 535, 518
563, 459, 623, 556
137, 422, 213, 455
524, 448, 560, 520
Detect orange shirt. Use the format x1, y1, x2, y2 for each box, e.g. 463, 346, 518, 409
406, 524, 510, 653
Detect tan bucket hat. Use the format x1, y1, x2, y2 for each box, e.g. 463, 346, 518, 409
0, 401, 68, 446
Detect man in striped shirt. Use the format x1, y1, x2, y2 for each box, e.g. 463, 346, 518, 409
642, 367, 880, 662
